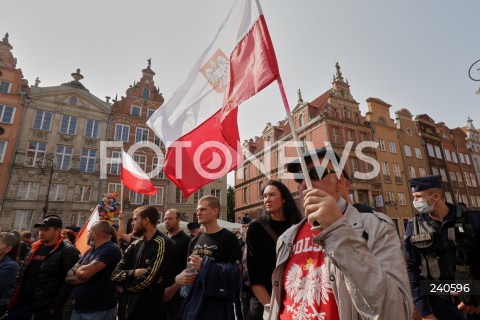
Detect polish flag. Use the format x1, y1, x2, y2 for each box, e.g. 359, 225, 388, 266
121, 150, 157, 196
75, 206, 100, 255
147, 0, 280, 198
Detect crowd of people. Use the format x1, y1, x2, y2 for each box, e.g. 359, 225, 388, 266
0, 147, 479, 320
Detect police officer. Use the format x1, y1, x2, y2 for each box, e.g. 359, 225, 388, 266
403, 175, 480, 320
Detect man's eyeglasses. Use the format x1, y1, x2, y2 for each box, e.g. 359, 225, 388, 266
294, 167, 338, 184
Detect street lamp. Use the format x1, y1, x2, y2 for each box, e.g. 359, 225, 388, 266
37, 158, 54, 219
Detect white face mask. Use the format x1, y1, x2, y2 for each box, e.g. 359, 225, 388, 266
413, 194, 437, 214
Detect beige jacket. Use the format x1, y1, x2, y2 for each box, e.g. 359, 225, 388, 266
268, 205, 413, 320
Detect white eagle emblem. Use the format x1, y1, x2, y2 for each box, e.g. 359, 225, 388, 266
284, 259, 332, 320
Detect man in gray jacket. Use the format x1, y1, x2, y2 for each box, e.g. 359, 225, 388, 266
268, 147, 412, 320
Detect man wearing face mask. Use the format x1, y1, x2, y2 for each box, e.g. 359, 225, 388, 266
66, 220, 122, 320
403, 175, 480, 320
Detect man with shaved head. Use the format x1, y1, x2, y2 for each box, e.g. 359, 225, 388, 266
66, 220, 122, 320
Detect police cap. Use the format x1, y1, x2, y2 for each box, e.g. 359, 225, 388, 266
408, 175, 442, 192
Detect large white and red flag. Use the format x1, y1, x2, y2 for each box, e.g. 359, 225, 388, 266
121, 150, 157, 196
147, 0, 280, 198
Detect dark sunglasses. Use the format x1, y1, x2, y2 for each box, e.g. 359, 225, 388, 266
294, 167, 338, 184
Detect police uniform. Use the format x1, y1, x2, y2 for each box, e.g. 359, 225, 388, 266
403, 175, 480, 320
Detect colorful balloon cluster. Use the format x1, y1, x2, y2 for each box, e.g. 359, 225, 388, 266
97, 192, 120, 222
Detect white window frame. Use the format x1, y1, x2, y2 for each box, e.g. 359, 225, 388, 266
404, 145, 412, 157
130, 190, 144, 205
131, 105, 141, 117
408, 166, 416, 179
49, 184, 67, 201
152, 156, 164, 179
398, 193, 406, 206
194, 188, 205, 204
431, 166, 439, 176
107, 183, 122, 201
115, 124, 130, 142
0, 81, 11, 93
456, 172, 464, 188
382, 161, 391, 183
85, 119, 100, 139
470, 173, 477, 188
427, 143, 435, 157
75, 185, 92, 202
10, 210, 33, 230
393, 163, 402, 183
60, 114, 78, 135
33, 110, 53, 131
332, 127, 340, 144
175, 188, 187, 204
110, 151, 121, 175
211, 189, 221, 203
439, 168, 447, 182
415, 147, 423, 159
378, 138, 386, 151
444, 149, 452, 162
419, 167, 426, 177
132, 154, 147, 172
25, 141, 47, 167
80, 148, 96, 173
452, 152, 458, 163
55, 145, 73, 170
434, 145, 443, 159
135, 128, 149, 144
389, 141, 396, 154
0, 140, 7, 163
464, 172, 472, 187
17, 182, 40, 200
150, 187, 164, 205
0, 105, 16, 124
147, 109, 155, 119
459, 153, 465, 164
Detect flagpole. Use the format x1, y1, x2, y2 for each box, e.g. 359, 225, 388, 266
277, 77, 312, 189
120, 179, 125, 233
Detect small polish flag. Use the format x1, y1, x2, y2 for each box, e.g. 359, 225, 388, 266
121, 151, 157, 196
75, 206, 100, 255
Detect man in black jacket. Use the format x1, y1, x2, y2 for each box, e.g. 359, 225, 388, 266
8, 215, 80, 320
112, 206, 173, 320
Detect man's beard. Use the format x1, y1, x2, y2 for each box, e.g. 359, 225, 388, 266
132, 225, 146, 237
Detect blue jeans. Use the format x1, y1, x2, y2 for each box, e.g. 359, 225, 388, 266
70, 307, 116, 320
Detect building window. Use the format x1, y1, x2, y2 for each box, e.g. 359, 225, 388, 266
461, 194, 469, 206
459, 153, 465, 164
55, 145, 73, 170
132, 154, 147, 171
0, 141, 7, 163
259, 181, 264, 196
452, 152, 458, 163
385, 192, 395, 204
80, 148, 96, 173
406, 128, 413, 136
107, 183, 122, 196
382, 161, 391, 183
85, 119, 100, 139
393, 163, 402, 183
211, 189, 221, 203
176, 188, 186, 204
389, 141, 396, 154
404, 145, 412, 157
439, 168, 447, 182
110, 151, 121, 175
243, 188, 248, 204
147, 109, 155, 118
350, 158, 359, 177
150, 187, 164, 205
115, 124, 130, 142
398, 193, 406, 206
343, 107, 351, 119
33, 110, 53, 131
408, 166, 416, 179
298, 114, 304, 127
378, 138, 386, 151
434, 145, 443, 159
415, 147, 423, 159
154, 134, 161, 147
359, 132, 368, 142
471, 195, 478, 208
450, 171, 457, 187
465, 155, 471, 165
135, 128, 149, 143
456, 172, 464, 188
346, 130, 355, 142
0, 105, 15, 124
445, 192, 453, 203
75, 185, 92, 202
25, 141, 47, 167
431, 166, 439, 176
152, 157, 164, 179
332, 127, 340, 144
0, 81, 11, 93
49, 184, 67, 201
470, 173, 477, 187
444, 149, 452, 162
131, 105, 141, 117
426, 143, 435, 157
17, 182, 40, 200
419, 167, 426, 177
142, 88, 150, 99
464, 172, 472, 187
194, 188, 205, 204
60, 115, 78, 135
10, 210, 33, 230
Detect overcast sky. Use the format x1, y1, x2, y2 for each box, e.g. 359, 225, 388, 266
2, 0, 479, 186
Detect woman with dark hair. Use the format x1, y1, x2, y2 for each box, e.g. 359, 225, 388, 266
245, 180, 302, 320
0, 232, 20, 318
